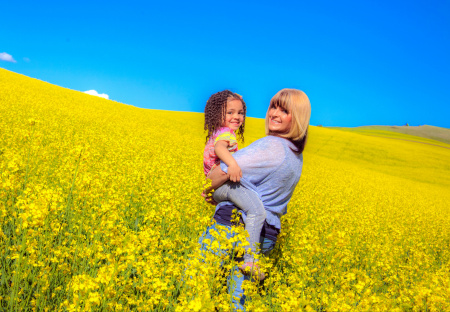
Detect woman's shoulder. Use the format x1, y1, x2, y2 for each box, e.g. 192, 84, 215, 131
254, 135, 291, 148
243, 136, 289, 162
256, 136, 302, 160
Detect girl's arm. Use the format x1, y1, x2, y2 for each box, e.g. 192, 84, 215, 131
214, 141, 242, 182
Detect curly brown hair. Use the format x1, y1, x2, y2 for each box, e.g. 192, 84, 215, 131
204, 90, 246, 143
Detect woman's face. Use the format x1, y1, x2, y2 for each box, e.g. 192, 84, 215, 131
267, 104, 292, 133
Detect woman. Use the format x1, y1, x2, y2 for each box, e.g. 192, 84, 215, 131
200, 88, 311, 311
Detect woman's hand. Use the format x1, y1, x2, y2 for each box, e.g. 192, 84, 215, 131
204, 166, 229, 204
207, 166, 230, 189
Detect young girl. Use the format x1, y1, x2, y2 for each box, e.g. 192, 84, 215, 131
203, 90, 267, 280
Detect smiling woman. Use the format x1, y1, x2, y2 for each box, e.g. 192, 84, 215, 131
267, 104, 292, 133
266, 89, 311, 152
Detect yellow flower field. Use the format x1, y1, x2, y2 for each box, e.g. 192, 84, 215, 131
1, 68, 450, 311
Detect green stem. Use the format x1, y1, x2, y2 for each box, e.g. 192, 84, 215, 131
9, 226, 27, 312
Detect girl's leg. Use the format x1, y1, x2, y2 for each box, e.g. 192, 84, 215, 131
213, 183, 266, 264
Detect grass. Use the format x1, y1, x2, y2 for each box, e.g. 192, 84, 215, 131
1, 68, 450, 311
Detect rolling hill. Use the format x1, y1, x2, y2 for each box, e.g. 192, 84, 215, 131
1, 68, 450, 311
334, 125, 450, 145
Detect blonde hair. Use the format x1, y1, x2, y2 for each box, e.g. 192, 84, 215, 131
265, 88, 311, 152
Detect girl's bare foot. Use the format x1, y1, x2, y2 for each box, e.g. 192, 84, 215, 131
239, 262, 265, 281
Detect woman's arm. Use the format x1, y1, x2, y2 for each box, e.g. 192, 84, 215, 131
205, 166, 228, 190
204, 166, 229, 204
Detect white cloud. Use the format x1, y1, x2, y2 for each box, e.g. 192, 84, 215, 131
84, 90, 109, 99
23, 57, 30, 62
0, 52, 16, 63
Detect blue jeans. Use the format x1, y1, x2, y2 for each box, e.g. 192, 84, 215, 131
198, 222, 276, 311
213, 182, 267, 263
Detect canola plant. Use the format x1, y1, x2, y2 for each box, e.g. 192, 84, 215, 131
1, 68, 450, 311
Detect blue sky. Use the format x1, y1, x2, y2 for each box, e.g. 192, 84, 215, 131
1, 0, 449, 128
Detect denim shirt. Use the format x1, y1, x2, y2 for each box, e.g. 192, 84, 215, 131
215, 135, 303, 230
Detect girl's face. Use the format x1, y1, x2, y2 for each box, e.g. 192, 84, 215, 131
223, 99, 244, 131
267, 103, 292, 133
